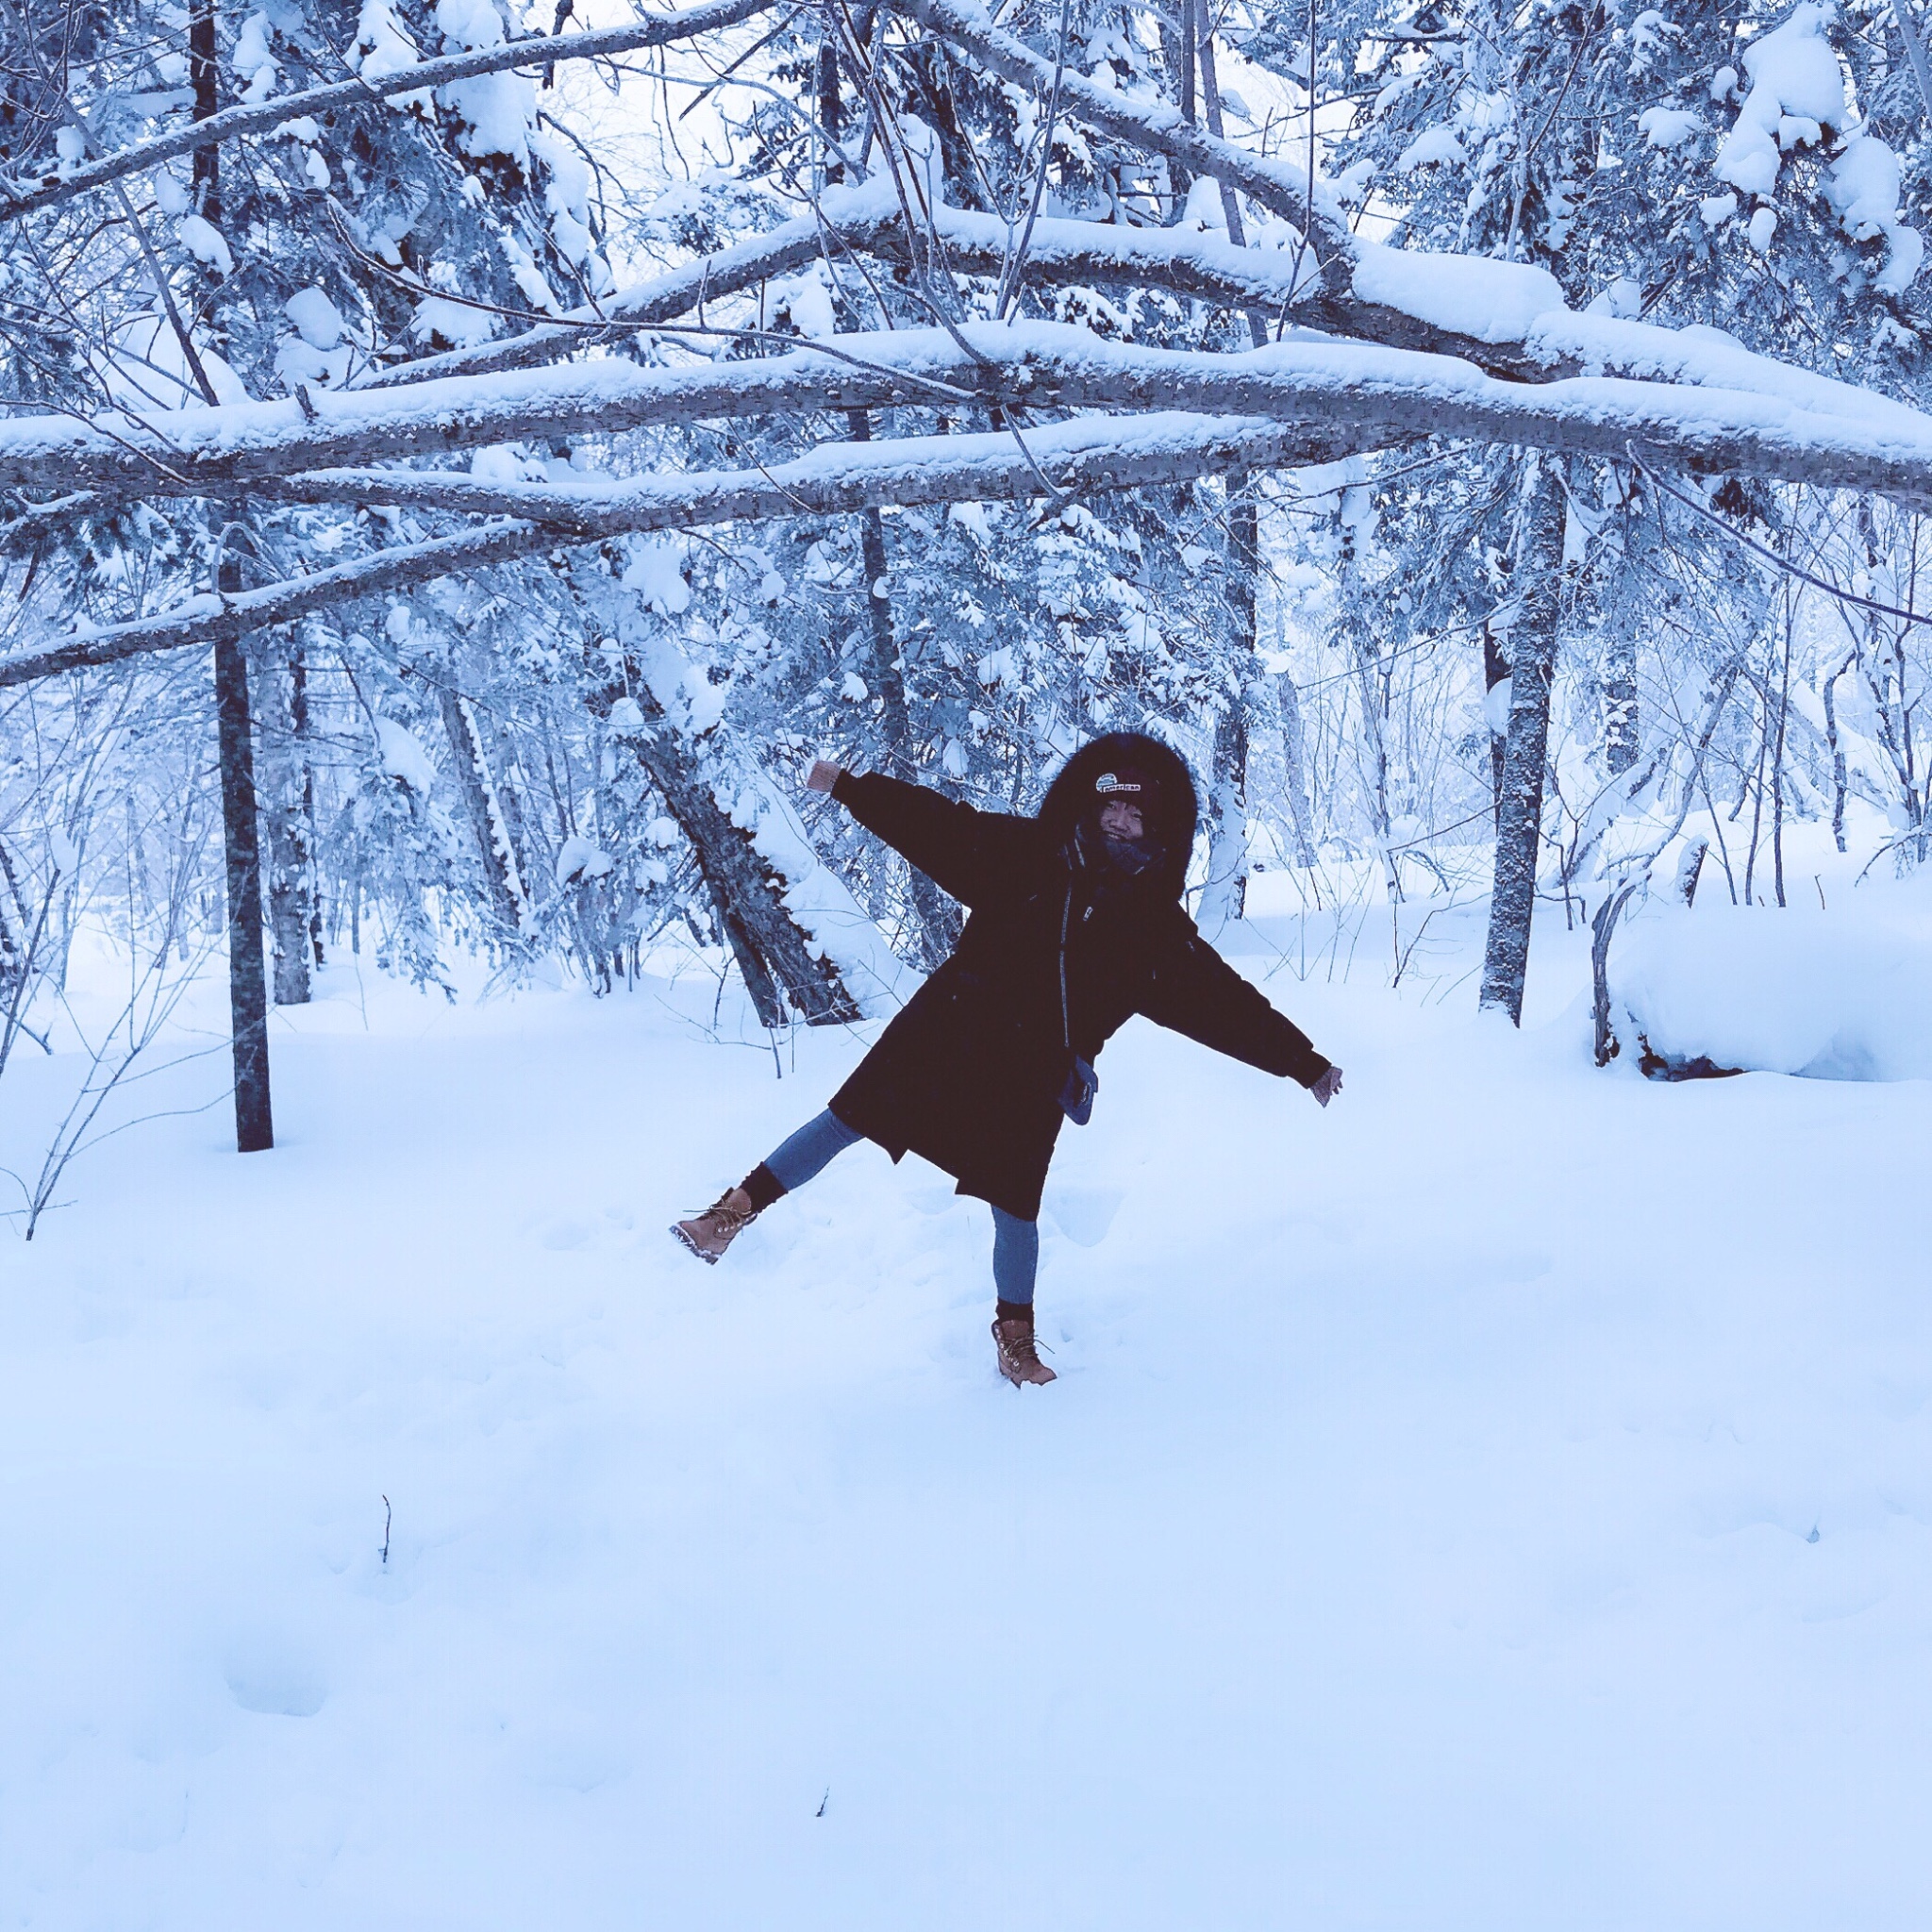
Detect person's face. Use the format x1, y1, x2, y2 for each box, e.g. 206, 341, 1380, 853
1098, 797, 1145, 842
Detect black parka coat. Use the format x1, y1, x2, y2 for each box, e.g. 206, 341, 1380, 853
826, 733, 1331, 1221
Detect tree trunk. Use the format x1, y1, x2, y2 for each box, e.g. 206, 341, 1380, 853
1590, 883, 1636, 1068
612, 675, 861, 1027
296, 647, 325, 972
846, 408, 960, 968
264, 642, 315, 1005
1352, 633, 1399, 902
1334, 490, 1400, 901
1200, 691, 1250, 930
479, 704, 536, 892
1857, 499, 1926, 847
1675, 836, 1708, 908
1275, 668, 1318, 869
0, 841, 22, 1012
1479, 455, 1569, 1026
1160, 0, 1196, 223
1772, 613, 1793, 908
1742, 673, 1769, 906
194, 0, 271, 1147
0, 836, 43, 1078
1824, 648, 1854, 854
434, 678, 528, 935
1196, 27, 1269, 351
1602, 633, 1639, 775
1201, 491, 1260, 929
215, 608, 274, 1151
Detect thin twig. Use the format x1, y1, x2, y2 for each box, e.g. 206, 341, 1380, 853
994, 0, 1073, 321
1627, 449, 1932, 627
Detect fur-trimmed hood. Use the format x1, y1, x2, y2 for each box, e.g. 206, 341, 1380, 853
1037, 732, 1199, 900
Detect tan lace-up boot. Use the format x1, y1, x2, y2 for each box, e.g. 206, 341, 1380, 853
671, 1186, 757, 1265
992, 1301, 1057, 1387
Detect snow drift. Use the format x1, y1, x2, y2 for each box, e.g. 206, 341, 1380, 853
1609, 881, 1932, 1081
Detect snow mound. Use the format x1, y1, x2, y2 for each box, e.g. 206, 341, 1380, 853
285, 286, 345, 350
1610, 890, 1932, 1081
1637, 106, 1701, 149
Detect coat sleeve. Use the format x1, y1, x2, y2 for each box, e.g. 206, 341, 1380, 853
831, 770, 1036, 908
1138, 923, 1331, 1087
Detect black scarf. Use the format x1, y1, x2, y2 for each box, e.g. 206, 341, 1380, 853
1074, 817, 1163, 890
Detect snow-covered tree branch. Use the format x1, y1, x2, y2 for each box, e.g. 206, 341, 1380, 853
14, 324, 1932, 511
0, 0, 774, 225
0, 409, 1363, 687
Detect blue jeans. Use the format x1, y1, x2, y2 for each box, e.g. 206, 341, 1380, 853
760, 1108, 1040, 1305
763, 1106, 864, 1192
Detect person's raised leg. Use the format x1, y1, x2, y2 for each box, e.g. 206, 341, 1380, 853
990, 1207, 1054, 1386
672, 1108, 862, 1264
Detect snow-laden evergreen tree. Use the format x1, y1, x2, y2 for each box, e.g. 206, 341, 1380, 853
4, 0, 1931, 1125
1237, 0, 1928, 1012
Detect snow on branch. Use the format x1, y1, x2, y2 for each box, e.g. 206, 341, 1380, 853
13, 323, 1932, 514
351, 167, 1924, 408
0, 0, 774, 227
879, 0, 1872, 378
366, 189, 1373, 394
360, 187, 1603, 393
0, 411, 1364, 689
886, 0, 1541, 364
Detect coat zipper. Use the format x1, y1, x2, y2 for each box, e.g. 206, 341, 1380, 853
1058, 871, 1074, 1058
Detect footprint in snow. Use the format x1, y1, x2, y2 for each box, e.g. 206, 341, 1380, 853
1046, 1185, 1125, 1248
224, 1637, 328, 1717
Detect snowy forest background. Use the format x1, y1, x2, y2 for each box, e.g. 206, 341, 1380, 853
4, 0, 1930, 1177
7, 2, 1932, 1921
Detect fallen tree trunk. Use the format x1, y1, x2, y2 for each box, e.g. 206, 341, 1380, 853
13, 318, 1932, 691
0, 412, 1366, 688
11, 324, 1932, 513
613, 679, 863, 1028
363, 184, 1566, 392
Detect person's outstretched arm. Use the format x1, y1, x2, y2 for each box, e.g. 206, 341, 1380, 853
1138, 919, 1342, 1105
808, 759, 1035, 908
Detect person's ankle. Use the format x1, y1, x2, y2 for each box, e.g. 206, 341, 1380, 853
995, 1299, 1034, 1323
739, 1164, 785, 1214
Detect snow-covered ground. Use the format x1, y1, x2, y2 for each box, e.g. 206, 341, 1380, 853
3, 889, 1930, 1928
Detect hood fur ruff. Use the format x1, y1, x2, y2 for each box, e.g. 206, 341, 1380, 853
1037, 732, 1199, 900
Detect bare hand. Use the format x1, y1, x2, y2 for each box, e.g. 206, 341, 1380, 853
807, 758, 843, 794
1309, 1064, 1343, 1108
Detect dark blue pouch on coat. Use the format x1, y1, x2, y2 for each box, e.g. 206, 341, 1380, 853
1058, 1056, 1098, 1125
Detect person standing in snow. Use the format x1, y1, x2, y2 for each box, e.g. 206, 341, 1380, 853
673, 733, 1342, 1387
